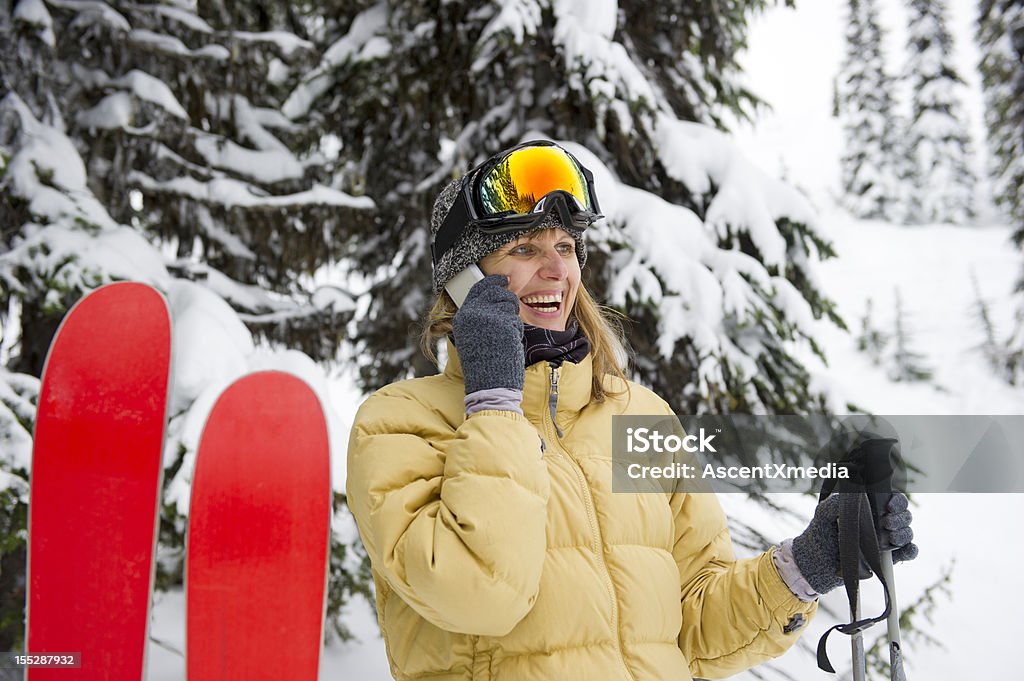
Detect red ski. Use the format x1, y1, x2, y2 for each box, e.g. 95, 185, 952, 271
186, 371, 331, 681
27, 281, 172, 679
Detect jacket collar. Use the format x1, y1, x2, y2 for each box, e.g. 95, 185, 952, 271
443, 338, 594, 420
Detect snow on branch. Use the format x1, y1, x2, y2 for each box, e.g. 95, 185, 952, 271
283, 4, 390, 120
75, 69, 190, 133
477, 0, 544, 46
227, 31, 314, 58
146, 3, 214, 34
564, 121, 828, 403
47, 0, 131, 33
653, 115, 820, 268
2, 93, 117, 230
0, 369, 39, 475
0, 223, 170, 294
113, 69, 189, 118
551, 0, 658, 108
128, 172, 375, 212
126, 28, 230, 60
12, 0, 55, 47
0, 94, 170, 295
193, 134, 304, 184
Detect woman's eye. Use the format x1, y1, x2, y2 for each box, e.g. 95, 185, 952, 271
557, 243, 574, 255
510, 245, 534, 256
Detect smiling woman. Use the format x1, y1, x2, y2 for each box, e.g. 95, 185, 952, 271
344, 140, 913, 681
419, 145, 629, 402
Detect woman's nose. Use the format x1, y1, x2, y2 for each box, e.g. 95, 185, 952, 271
538, 249, 568, 279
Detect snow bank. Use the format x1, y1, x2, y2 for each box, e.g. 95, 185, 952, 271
162, 280, 351, 517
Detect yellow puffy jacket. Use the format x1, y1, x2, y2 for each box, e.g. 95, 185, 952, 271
347, 342, 816, 681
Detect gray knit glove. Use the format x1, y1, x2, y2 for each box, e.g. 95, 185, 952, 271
791, 492, 919, 595
452, 275, 525, 394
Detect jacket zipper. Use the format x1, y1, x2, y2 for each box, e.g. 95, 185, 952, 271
548, 361, 564, 438
544, 363, 635, 681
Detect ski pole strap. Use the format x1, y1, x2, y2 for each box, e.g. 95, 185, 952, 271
815, 491, 893, 673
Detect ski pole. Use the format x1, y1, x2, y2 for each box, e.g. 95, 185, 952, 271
868, 436, 907, 681
851, 593, 866, 681
879, 549, 906, 681
815, 432, 908, 680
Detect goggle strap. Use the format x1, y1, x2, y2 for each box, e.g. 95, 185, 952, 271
432, 183, 474, 266
581, 166, 601, 216
552, 192, 575, 228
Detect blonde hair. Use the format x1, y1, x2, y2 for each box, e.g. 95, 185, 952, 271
420, 282, 631, 403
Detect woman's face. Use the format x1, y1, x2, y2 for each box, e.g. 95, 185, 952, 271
479, 228, 581, 331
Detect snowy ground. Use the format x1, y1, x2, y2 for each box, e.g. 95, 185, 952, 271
144, 211, 1024, 680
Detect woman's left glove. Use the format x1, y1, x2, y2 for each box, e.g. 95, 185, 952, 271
791, 492, 919, 595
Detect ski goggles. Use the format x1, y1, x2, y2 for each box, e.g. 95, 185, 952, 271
432, 141, 603, 264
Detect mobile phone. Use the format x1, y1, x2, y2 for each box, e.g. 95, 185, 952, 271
445, 264, 485, 308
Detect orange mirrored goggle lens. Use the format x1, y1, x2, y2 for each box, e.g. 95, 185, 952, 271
477, 146, 591, 217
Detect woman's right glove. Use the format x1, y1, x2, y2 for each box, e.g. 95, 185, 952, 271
452, 275, 525, 394
791, 492, 919, 595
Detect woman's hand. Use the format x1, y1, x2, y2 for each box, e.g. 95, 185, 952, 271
791, 492, 918, 595
452, 275, 525, 394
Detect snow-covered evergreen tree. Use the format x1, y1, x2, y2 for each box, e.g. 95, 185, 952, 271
838, 0, 905, 221
978, 1, 1024, 381
903, 0, 976, 225
890, 288, 933, 382
2, 2, 372, 374
969, 270, 1013, 380
978, 0, 1024, 231
0, 0, 372, 648
290, 0, 844, 416
857, 298, 889, 363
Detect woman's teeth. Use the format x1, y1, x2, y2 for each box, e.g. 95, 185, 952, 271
522, 294, 562, 312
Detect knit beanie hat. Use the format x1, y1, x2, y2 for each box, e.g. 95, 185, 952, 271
430, 176, 589, 295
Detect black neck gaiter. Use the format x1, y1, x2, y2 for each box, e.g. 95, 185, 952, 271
522, 320, 591, 368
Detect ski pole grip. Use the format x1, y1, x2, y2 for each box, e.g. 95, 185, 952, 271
849, 437, 903, 521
